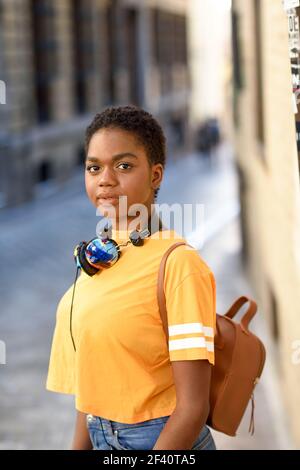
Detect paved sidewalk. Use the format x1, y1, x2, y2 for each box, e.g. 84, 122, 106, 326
0, 145, 293, 449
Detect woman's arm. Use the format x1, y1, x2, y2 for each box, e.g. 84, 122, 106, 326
152, 359, 212, 450
71, 411, 93, 450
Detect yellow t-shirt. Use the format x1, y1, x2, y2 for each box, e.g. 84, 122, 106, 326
46, 228, 216, 423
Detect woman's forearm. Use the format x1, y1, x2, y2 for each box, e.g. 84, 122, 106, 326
71, 411, 93, 450
71, 405, 208, 450
152, 404, 209, 450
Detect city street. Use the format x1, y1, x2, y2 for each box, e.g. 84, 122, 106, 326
0, 145, 294, 449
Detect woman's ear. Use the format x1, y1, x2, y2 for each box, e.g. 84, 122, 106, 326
151, 163, 164, 191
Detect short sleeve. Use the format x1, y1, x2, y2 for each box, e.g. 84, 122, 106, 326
46, 294, 76, 395
164, 245, 216, 365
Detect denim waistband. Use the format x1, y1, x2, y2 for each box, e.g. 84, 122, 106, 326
87, 414, 170, 432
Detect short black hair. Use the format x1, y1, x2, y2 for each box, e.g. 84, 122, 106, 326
85, 105, 166, 200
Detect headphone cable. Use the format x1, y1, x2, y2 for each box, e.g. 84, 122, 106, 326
70, 266, 81, 352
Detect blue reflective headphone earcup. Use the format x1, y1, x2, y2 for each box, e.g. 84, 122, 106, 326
74, 241, 99, 277
74, 237, 122, 277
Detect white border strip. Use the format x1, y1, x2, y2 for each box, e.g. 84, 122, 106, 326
168, 322, 214, 338
169, 337, 214, 352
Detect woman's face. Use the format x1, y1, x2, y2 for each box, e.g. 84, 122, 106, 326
85, 128, 163, 227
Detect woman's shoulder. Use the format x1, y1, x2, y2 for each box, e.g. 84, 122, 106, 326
162, 230, 213, 278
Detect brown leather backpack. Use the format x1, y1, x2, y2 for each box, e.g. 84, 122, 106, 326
157, 242, 266, 437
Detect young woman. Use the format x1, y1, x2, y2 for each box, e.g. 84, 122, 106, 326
46, 105, 217, 450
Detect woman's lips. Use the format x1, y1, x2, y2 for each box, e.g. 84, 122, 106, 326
97, 196, 120, 206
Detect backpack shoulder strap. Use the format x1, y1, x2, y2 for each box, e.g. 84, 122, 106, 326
157, 242, 222, 348
157, 242, 193, 345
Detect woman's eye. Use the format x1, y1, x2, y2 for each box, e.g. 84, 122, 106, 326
86, 165, 99, 173
86, 163, 132, 173
117, 163, 132, 170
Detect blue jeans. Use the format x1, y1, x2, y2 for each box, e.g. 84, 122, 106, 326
86, 414, 217, 450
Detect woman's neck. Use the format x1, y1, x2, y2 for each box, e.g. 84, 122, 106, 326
111, 211, 162, 234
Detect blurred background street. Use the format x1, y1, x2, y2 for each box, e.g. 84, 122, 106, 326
0, 144, 294, 449
0, 0, 300, 450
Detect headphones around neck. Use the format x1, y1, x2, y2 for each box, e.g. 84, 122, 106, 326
73, 217, 163, 277
69, 216, 164, 351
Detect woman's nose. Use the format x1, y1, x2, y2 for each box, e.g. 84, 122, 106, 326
97, 166, 118, 186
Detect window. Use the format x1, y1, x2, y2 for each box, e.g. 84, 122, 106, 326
284, 4, 300, 175
253, 0, 265, 146
31, 0, 58, 123
231, 8, 243, 127
174, 14, 188, 65
37, 160, 52, 183
101, 1, 117, 104
152, 8, 160, 65
124, 8, 139, 105
71, 0, 95, 114
151, 9, 188, 96
269, 285, 280, 343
